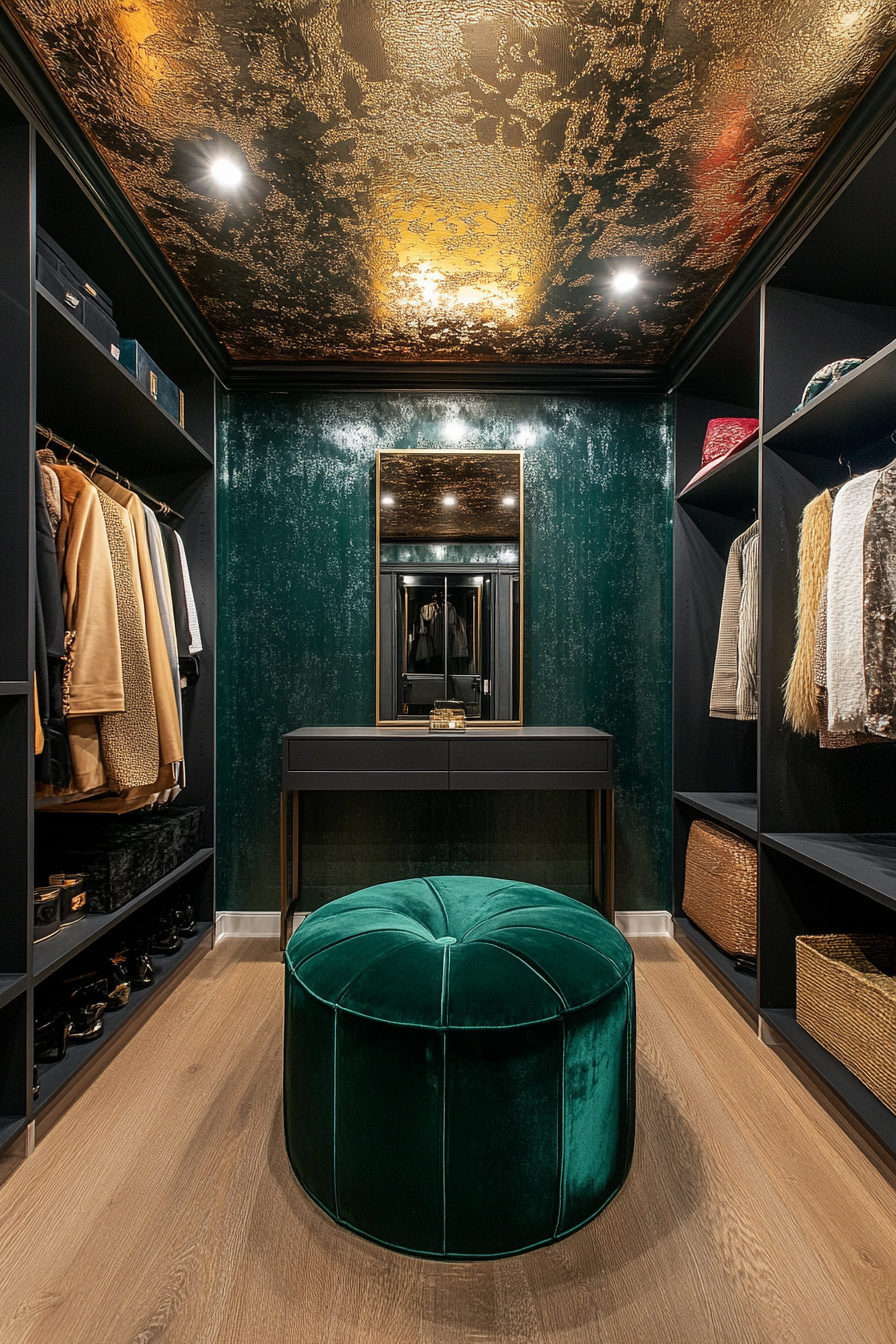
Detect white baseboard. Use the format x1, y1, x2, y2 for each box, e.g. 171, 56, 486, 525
614, 910, 672, 937
215, 911, 307, 941
217, 909, 671, 940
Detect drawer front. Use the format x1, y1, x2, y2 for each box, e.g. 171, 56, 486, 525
284, 770, 448, 792
449, 738, 608, 774
450, 769, 612, 791
287, 737, 448, 773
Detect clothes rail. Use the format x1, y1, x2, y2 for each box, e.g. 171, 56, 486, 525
35, 424, 185, 522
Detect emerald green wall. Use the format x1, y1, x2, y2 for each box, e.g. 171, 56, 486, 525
217, 392, 672, 912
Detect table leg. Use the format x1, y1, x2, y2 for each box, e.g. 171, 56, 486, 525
593, 789, 616, 923
280, 792, 289, 953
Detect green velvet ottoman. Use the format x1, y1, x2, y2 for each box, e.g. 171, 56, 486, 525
283, 876, 635, 1259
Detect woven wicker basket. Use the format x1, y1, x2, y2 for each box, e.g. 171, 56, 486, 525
796, 934, 896, 1114
682, 819, 757, 957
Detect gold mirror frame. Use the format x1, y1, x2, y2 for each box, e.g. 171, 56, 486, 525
375, 449, 523, 727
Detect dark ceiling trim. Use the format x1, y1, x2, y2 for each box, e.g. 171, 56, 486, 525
0, 8, 228, 383
667, 49, 896, 391
223, 361, 668, 396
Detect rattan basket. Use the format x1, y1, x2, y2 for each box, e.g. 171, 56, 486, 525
796, 934, 896, 1115
682, 819, 757, 957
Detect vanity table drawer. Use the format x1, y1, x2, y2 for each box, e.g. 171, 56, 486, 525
286, 736, 448, 776
449, 738, 608, 774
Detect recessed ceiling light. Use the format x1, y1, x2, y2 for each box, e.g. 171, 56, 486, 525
502, 495, 516, 506
210, 157, 243, 188
381, 494, 394, 506
443, 494, 457, 507
612, 269, 639, 294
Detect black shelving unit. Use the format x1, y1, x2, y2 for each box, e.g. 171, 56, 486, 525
671, 118, 896, 1162
0, 79, 218, 1158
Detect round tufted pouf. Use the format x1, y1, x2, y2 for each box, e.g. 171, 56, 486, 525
283, 876, 635, 1259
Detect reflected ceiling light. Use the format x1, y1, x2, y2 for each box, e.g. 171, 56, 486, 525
210, 157, 243, 189
514, 426, 536, 447
611, 269, 640, 294
502, 495, 516, 506
381, 494, 394, 506
442, 494, 457, 507
442, 419, 465, 442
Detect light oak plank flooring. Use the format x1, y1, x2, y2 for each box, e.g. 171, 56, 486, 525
2, 936, 895, 1344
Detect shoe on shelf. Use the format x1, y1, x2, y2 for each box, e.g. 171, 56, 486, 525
57, 970, 109, 1042
125, 938, 155, 990
34, 1006, 73, 1062
172, 899, 197, 937
141, 911, 183, 957
102, 952, 131, 1011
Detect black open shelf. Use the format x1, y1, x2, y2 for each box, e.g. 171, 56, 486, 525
763, 336, 896, 454
36, 284, 212, 478
34, 922, 213, 1113
0, 681, 28, 696
676, 440, 758, 513
673, 915, 758, 1008
674, 791, 758, 839
762, 1008, 896, 1159
761, 834, 895, 912
32, 848, 214, 985
0, 974, 26, 1012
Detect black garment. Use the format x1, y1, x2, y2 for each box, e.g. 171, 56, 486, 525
34, 453, 72, 786
160, 522, 192, 658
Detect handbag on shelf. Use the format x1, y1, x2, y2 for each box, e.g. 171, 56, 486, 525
682, 819, 757, 959
682, 418, 759, 489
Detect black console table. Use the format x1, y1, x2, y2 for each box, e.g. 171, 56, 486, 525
280, 726, 614, 950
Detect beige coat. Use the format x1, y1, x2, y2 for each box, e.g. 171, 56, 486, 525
93, 473, 183, 770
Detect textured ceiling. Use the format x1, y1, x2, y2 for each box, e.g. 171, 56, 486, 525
9, 1, 896, 363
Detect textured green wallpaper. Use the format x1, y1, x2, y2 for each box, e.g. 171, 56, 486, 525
217, 392, 672, 912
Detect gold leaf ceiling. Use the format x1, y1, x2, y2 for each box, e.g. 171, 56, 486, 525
9, 0, 896, 362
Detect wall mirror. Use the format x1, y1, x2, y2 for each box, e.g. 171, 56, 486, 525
376, 450, 522, 725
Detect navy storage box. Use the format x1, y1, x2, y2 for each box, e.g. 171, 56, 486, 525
118, 339, 184, 425
36, 227, 119, 356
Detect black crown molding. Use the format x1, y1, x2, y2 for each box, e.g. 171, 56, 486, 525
4, 5, 896, 400
667, 48, 896, 391
0, 7, 228, 384
222, 361, 668, 396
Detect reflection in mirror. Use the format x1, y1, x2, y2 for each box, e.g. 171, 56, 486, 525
376, 451, 522, 724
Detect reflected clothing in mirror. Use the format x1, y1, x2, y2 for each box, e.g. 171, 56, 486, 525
380, 566, 518, 722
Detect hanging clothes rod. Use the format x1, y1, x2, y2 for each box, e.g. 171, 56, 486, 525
35, 424, 185, 522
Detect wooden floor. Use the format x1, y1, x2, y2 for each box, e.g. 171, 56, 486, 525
2, 936, 896, 1344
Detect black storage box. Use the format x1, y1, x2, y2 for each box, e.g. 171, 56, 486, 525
35, 805, 204, 914
36, 227, 120, 356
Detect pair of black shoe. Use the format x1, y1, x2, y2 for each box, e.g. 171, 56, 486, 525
34, 966, 110, 1061
142, 899, 196, 956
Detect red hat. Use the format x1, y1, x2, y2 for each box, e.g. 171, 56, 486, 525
684, 418, 759, 489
